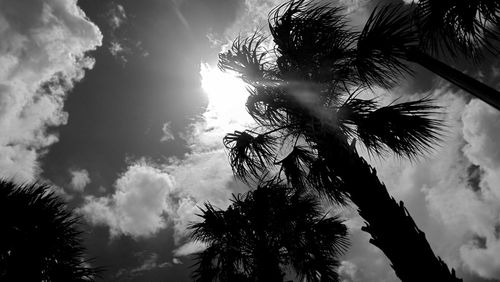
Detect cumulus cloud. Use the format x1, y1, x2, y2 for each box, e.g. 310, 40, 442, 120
0, 0, 102, 182
80, 164, 175, 238
69, 168, 91, 192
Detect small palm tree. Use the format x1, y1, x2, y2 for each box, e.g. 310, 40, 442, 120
218, 1, 461, 281
0, 180, 100, 281
190, 181, 349, 282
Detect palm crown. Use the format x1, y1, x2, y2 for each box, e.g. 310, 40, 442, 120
190, 181, 349, 282
220, 0, 442, 202
0, 180, 100, 281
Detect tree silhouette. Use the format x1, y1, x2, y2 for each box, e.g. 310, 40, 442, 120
0, 180, 100, 281
218, 1, 461, 281
190, 181, 349, 282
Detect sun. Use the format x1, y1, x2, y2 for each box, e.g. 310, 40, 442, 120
200, 63, 250, 123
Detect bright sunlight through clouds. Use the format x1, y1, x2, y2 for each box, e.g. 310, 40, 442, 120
200, 63, 252, 127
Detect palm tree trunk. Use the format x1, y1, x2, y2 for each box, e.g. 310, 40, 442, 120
406, 48, 500, 111
318, 139, 461, 282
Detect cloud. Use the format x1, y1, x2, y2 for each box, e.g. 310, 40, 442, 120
80, 164, 175, 238
0, 0, 102, 182
456, 99, 500, 279
116, 252, 172, 279
160, 122, 175, 142
338, 261, 358, 282
108, 3, 127, 30
105, 3, 148, 64
69, 168, 91, 192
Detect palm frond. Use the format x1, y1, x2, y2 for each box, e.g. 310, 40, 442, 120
0, 180, 101, 281
276, 145, 314, 188
415, 0, 500, 60
269, 0, 357, 84
356, 4, 416, 88
307, 157, 349, 205
218, 32, 272, 85
223, 130, 278, 180
287, 213, 349, 282
338, 97, 443, 159
246, 86, 291, 127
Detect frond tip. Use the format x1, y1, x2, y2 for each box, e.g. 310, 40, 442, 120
223, 130, 277, 180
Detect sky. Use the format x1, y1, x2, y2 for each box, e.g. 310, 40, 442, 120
1, 0, 500, 281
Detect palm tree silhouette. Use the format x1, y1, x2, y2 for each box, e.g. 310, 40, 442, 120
190, 181, 349, 282
218, 1, 461, 281
0, 180, 101, 281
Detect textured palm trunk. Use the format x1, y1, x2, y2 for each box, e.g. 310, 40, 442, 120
406, 48, 500, 111
317, 138, 461, 282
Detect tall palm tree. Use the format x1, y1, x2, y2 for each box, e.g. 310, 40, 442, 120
0, 180, 100, 281
218, 1, 461, 281
189, 181, 349, 282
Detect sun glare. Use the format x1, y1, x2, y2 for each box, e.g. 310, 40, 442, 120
200, 63, 250, 123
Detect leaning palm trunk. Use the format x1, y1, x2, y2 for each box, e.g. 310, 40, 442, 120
407, 48, 500, 111
316, 137, 461, 282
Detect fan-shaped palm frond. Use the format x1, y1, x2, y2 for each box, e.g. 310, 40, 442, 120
269, 0, 357, 85
223, 130, 278, 180
218, 32, 272, 85
415, 0, 500, 59
356, 4, 417, 88
338, 96, 443, 159
189, 182, 349, 282
0, 180, 101, 281
276, 145, 315, 188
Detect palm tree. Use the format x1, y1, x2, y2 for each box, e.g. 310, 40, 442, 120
189, 181, 349, 282
0, 180, 100, 281
218, 1, 461, 281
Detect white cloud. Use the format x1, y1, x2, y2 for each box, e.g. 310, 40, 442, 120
0, 0, 102, 182
116, 252, 172, 278
80, 164, 175, 238
108, 3, 127, 30
161, 122, 175, 142
338, 261, 358, 282
69, 168, 91, 192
